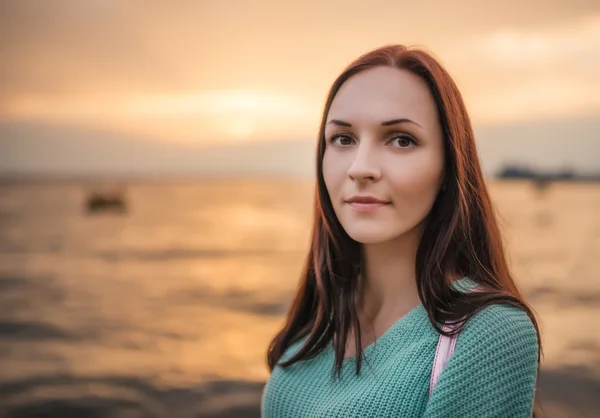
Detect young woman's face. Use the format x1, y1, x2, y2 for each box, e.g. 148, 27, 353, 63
322, 66, 445, 245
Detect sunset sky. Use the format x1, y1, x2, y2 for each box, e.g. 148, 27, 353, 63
1, 0, 599, 176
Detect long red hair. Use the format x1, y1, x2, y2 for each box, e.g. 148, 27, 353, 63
266, 44, 542, 385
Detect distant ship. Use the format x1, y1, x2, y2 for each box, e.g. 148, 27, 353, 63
85, 188, 127, 214
496, 164, 600, 183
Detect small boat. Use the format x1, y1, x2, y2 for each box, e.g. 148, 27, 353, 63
85, 190, 127, 214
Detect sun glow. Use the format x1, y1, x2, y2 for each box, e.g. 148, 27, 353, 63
3, 90, 320, 144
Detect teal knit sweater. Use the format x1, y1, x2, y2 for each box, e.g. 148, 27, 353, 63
261, 281, 539, 417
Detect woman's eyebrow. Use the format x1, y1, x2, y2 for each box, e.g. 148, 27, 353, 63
327, 118, 422, 128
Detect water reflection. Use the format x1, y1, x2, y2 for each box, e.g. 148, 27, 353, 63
0, 179, 598, 417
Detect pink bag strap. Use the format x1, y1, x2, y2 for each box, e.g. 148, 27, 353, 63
429, 321, 461, 397
429, 286, 484, 397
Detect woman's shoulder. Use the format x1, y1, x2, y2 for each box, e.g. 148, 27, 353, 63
458, 302, 539, 360
426, 294, 540, 416
452, 277, 538, 350
466, 303, 536, 333
278, 334, 310, 364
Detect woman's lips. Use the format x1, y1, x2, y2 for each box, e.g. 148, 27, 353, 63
347, 202, 391, 212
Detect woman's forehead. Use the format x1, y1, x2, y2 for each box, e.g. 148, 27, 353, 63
327, 67, 438, 126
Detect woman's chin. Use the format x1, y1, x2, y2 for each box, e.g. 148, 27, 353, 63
346, 229, 400, 245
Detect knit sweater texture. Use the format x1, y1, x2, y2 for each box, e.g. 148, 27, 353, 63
261, 279, 539, 417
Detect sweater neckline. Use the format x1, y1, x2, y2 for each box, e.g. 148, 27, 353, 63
332, 302, 425, 364
330, 276, 472, 364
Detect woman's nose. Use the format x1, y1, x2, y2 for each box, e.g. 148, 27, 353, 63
347, 145, 381, 181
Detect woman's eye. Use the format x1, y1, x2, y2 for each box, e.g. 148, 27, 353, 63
329, 134, 354, 146
327, 133, 415, 148
390, 135, 416, 148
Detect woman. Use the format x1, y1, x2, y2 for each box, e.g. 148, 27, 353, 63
261, 44, 542, 417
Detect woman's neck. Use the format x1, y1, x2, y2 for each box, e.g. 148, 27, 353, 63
356, 225, 423, 324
